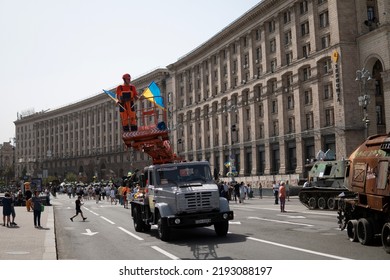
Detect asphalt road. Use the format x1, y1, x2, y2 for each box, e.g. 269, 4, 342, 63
53, 194, 390, 260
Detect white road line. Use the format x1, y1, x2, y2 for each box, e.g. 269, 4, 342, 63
247, 237, 352, 260
117, 227, 144, 241
151, 246, 180, 260
83, 207, 99, 216
248, 216, 314, 227
100, 216, 115, 224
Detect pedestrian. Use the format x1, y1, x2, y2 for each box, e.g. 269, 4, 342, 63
258, 182, 263, 199
233, 182, 240, 203
279, 181, 287, 212
10, 192, 17, 226
2, 192, 12, 227
239, 182, 246, 203
116, 73, 140, 132
110, 185, 117, 205
31, 191, 43, 228
70, 195, 87, 222
286, 180, 290, 201
272, 181, 279, 204
25, 185, 33, 211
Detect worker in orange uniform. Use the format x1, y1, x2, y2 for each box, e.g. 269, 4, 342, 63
116, 73, 140, 132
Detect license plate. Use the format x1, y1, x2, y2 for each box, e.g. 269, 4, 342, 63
195, 218, 211, 224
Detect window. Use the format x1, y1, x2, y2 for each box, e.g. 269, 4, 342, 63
304, 90, 312, 104
323, 58, 332, 74
303, 43, 311, 58
306, 112, 314, 129
273, 120, 279, 136
319, 11, 329, 28
325, 108, 334, 126
272, 100, 278, 113
318, 0, 327, 4
284, 11, 291, 24
300, 1, 308, 14
286, 52, 293, 65
255, 47, 262, 61
324, 83, 333, 99
268, 20, 275, 33
271, 59, 277, 73
255, 29, 261, 40
288, 117, 295, 133
284, 30, 292, 45
287, 95, 294, 109
259, 103, 264, 117
303, 67, 311, 80
301, 21, 310, 36
321, 34, 330, 49
270, 38, 276, 52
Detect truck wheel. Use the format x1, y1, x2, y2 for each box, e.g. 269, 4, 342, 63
347, 220, 358, 242
157, 213, 170, 241
214, 221, 229, 237
357, 218, 373, 245
317, 197, 327, 210
381, 223, 390, 254
133, 207, 143, 232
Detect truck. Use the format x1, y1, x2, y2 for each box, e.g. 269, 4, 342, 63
119, 85, 234, 241
337, 133, 390, 253
131, 161, 233, 241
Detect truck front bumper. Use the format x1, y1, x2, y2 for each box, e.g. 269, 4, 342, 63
163, 211, 234, 228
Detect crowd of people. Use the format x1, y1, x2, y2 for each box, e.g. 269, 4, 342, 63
217, 180, 291, 211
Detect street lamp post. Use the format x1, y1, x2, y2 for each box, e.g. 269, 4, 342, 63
356, 68, 372, 139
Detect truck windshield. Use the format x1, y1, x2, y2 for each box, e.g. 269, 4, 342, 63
157, 165, 213, 185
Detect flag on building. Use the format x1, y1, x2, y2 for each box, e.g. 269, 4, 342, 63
142, 81, 165, 110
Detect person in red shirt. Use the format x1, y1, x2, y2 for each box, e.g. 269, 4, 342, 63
116, 73, 139, 132
279, 181, 287, 212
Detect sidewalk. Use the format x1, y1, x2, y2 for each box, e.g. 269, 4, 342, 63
0, 203, 56, 260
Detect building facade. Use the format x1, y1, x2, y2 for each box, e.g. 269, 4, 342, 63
168, 0, 390, 184
14, 0, 390, 186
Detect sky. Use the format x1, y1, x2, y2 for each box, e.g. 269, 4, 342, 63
0, 0, 261, 144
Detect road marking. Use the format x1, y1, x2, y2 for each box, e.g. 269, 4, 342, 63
81, 229, 98, 236
100, 216, 115, 224
229, 221, 242, 225
151, 246, 180, 260
278, 215, 306, 219
83, 207, 99, 216
248, 216, 313, 227
247, 237, 352, 260
118, 227, 144, 241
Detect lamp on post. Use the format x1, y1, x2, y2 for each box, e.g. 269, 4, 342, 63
356, 68, 372, 139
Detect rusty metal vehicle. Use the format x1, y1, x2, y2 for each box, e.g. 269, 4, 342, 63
337, 133, 390, 253
298, 151, 352, 210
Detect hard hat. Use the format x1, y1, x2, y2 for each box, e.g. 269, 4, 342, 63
122, 73, 131, 79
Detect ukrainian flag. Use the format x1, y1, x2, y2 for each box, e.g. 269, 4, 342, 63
142, 81, 165, 110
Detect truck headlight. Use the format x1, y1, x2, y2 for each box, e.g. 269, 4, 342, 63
223, 213, 228, 219
174, 218, 181, 224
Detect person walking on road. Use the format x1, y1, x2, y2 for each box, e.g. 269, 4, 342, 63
272, 181, 279, 204
70, 195, 87, 222
2, 192, 12, 227
258, 182, 263, 199
279, 181, 287, 212
31, 191, 43, 228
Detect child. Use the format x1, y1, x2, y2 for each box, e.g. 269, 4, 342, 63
70, 196, 87, 222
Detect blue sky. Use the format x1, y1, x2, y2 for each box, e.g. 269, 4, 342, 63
0, 0, 260, 144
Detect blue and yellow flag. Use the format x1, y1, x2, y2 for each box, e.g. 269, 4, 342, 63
142, 81, 165, 110
103, 89, 125, 111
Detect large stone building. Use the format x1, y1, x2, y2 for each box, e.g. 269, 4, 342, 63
14, 0, 390, 185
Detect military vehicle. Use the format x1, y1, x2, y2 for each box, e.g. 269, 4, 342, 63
337, 133, 390, 253
298, 150, 352, 210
